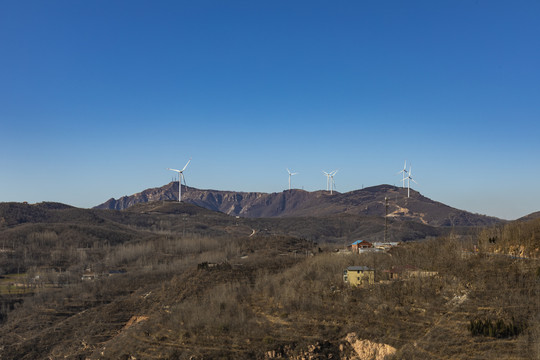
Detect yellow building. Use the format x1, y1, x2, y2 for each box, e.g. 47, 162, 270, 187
343, 266, 375, 286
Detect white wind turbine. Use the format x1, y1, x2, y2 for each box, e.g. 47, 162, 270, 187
323, 170, 338, 194
401, 166, 417, 198
167, 158, 191, 202
323, 171, 331, 191
287, 169, 298, 191
397, 161, 408, 188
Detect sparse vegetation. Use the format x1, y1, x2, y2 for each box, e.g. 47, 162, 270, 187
468, 318, 525, 338
0, 201, 538, 359
478, 217, 540, 258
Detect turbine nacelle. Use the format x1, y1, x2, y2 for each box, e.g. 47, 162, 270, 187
287, 168, 298, 176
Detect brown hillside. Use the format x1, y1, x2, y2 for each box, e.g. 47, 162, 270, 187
518, 211, 540, 222
95, 184, 502, 227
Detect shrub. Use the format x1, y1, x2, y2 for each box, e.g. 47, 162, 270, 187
468, 317, 525, 338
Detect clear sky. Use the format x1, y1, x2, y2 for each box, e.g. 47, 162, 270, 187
1, 0, 539, 220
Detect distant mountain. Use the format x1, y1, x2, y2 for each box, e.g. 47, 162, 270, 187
95, 183, 502, 227
518, 211, 540, 222
0, 200, 442, 251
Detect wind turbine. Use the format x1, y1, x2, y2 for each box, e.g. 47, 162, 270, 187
287, 169, 298, 191
167, 158, 191, 202
401, 166, 417, 198
397, 161, 408, 188
323, 171, 331, 191
323, 170, 338, 194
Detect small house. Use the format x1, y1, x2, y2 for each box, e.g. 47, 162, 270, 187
81, 269, 97, 281
343, 266, 375, 286
349, 240, 373, 254
108, 269, 127, 276
372, 242, 400, 251
384, 265, 438, 281
384, 265, 417, 280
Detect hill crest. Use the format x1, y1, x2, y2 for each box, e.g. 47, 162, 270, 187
95, 183, 502, 227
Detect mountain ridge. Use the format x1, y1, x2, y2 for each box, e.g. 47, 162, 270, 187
95, 183, 503, 227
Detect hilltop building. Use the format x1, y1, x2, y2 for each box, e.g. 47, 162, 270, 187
343, 266, 375, 286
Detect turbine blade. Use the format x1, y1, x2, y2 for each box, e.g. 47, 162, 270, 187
181, 158, 191, 171
167, 168, 181, 172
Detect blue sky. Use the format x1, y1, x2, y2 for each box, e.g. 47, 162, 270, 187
1, 1, 539, 220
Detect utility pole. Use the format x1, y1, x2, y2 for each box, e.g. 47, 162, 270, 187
384, 197, 388, 243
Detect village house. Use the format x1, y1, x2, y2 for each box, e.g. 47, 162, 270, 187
372, 242, 400, 251
384, 265, 438, 281
343, 266, 375, 286
349, 240, 374, 254
81, 269, 97, 281
108, 269, 127, 276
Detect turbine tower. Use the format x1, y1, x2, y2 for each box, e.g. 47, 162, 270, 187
397, 161, 408, 188
167, 158, 191, 202
323, 170, 338, 194
330, 170, 338, 194
287, 168, 298, 191
401, 166, 417, 198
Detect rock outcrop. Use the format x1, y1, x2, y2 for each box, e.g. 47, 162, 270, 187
263, 334, 396, 360
345, 333, 396, 360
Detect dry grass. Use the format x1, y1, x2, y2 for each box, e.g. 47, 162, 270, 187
0, 206, 539, 359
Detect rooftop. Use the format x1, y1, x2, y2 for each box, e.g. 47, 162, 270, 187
351, 240, 371, 245
347, 266, 374, 271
